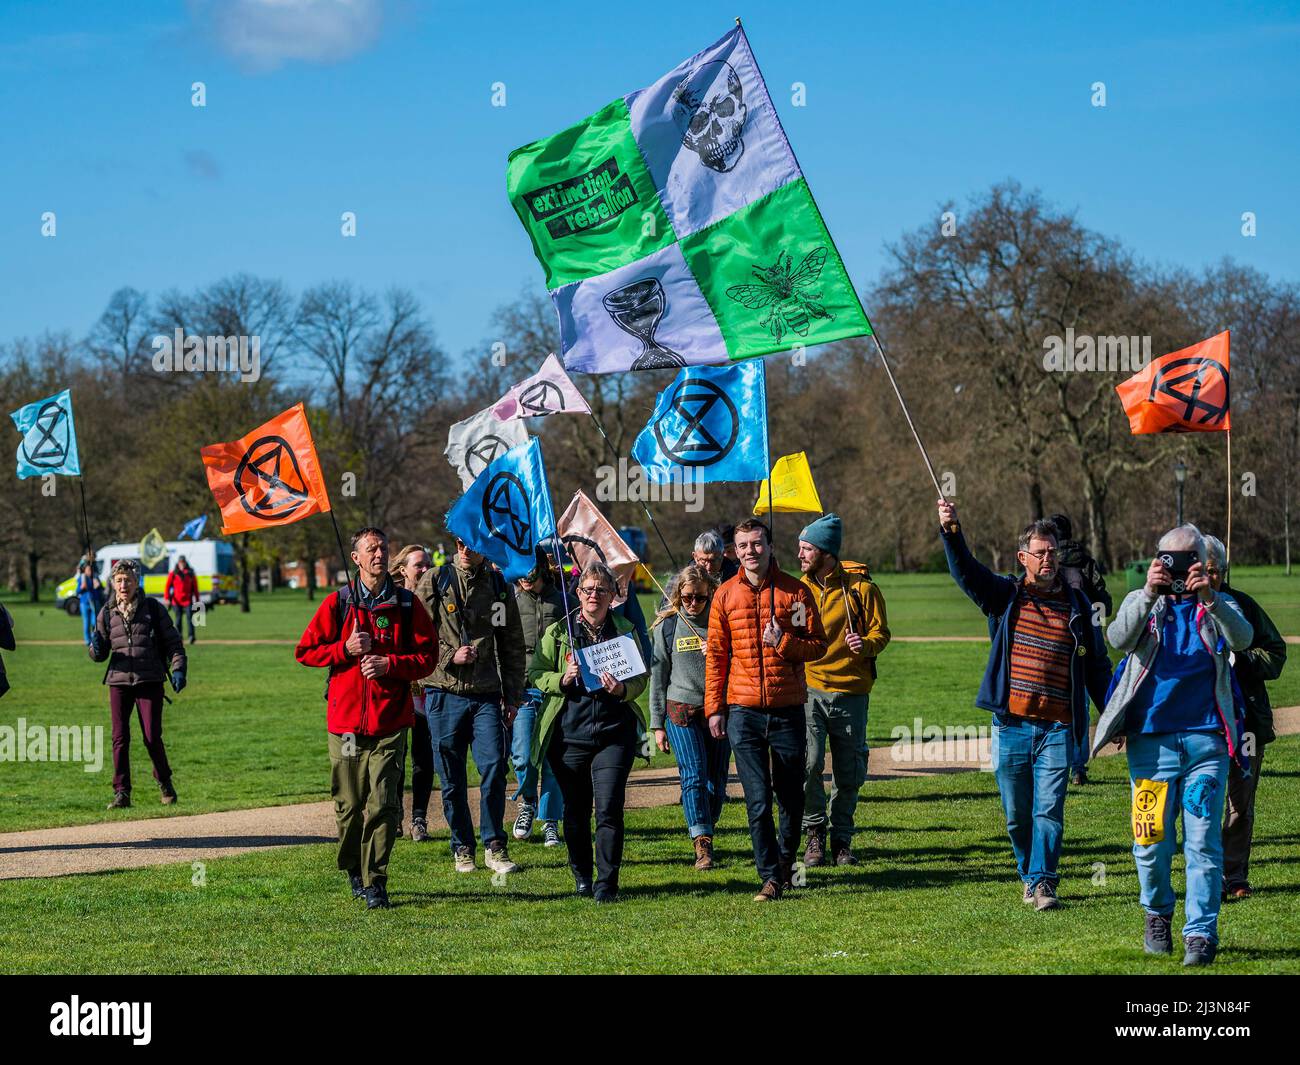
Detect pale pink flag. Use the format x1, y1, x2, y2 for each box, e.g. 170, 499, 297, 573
556, 489, 639, 606
493, 353, 592, 420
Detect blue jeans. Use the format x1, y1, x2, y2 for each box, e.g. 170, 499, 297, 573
728, 704, 806, 886
664, 714, 729, 838
510, 689, 563, 822
990, 713, 1073, 889
426, 689, 508, 852
80, 602, 96, 646
1126, 730, 1230, 943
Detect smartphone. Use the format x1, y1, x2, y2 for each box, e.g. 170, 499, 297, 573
1155, 550, 1198, 595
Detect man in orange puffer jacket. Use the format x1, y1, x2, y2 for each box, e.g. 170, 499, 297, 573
705, 518, 827, 901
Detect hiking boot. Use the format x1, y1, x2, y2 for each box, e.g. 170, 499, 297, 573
753, 879, 782, 902
484, 840, 521, 874
1022, 882, 1034, 904
159, 779, 177, 805
780, 860, 796, 892
1144, 913, 1173, 955
832, 842, 857, 866
1032, 881, 1061, 911
107, 791, 131, 810
365, 883, 391, 910
1071, 768, 1088, 786
1183, 936, 1217, 967
346, 870, 365, 899
693, 835, 715, 871
803, 828, 826, 868
453, 846, 476, 873
410, 816, 429, 843
513, 802, 536, 840
542, 821, 562, 847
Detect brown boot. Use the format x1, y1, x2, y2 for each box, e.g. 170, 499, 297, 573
693, 835, 715, 870
803, 827, 826, 868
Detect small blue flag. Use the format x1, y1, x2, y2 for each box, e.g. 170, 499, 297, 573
179, 515, 208, 540
10, 388, 81, 479
631, 363, 768, 484
446, 437, 557, 581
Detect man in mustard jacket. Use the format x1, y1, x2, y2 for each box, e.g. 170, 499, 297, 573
797, 514, 891, 867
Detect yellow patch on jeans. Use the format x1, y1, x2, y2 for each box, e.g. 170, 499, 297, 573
1132, 778, 1168, 845
675, 634, 702, 652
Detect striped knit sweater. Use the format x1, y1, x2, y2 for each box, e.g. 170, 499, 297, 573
1006, 583, 1073, 724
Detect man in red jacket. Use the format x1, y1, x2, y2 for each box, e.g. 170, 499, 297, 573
164, 556, 200, 645
296, 527, 438, 910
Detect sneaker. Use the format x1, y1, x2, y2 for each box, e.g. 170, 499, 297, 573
107, 791, 131, 809
453, 846, 476, 873
365, 883, 391, 910
1183, 936, 1217, 967
1144, 913, 1173, 955
1032, 881, 1061, 911
693, 835, 715, 871
410, 816, 429, 843
484, 840, 521, 874
542, 821, 562, 847
346, 870, 365, 899
832, 842, 857, 866
1022, 882, 1034, 905
1071, 768, 1088, 786
753, 879, 782, 902
803, 828, 826, 868
159, 780, 177, 805
513, 802, 537, 840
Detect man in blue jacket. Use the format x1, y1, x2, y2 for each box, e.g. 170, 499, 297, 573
938, 500, 1111, 910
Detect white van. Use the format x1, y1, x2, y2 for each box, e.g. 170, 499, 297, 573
55, 540, 238, 615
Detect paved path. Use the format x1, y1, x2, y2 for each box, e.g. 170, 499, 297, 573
4, 706, 1295, 882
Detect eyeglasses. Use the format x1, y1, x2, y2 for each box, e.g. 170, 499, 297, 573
681, 593, 708, 604
1023, 548, 1057, 561
578, 585, 611, 598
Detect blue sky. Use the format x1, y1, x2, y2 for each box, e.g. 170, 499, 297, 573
2, 0, 1297, 364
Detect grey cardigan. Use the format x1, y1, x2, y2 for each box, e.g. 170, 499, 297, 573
648, 610, 709, 729
1093, 588, 1253, 759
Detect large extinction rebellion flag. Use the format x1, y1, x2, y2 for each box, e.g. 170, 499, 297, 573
507, 25, 872, 373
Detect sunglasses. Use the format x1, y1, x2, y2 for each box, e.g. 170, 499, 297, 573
578, 586, 612, 597
681, 592, 709, 603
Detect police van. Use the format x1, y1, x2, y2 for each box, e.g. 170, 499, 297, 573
55, 540, 238, 615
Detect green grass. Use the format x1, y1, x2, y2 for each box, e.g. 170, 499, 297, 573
2, 576, 1295, 834
2, 736, 1297, 974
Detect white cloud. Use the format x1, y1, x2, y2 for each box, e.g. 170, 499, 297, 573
191, 0, 386, 72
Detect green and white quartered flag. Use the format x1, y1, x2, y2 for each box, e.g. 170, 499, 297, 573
507, 25, 872, 373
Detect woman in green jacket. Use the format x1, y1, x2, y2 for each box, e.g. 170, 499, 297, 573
528, 561, 648, 901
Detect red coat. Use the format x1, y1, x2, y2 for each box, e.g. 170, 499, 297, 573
705, 562, 827, 716
165, 567, 200, 607
296, 584, 438, 737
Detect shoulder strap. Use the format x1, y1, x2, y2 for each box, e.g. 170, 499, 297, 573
397, 587, 414, 644
334, 584, 352, 629
663, 613, 678, 652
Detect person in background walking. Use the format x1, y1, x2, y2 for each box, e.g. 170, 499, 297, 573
76, 560, 105, 648
1048, 512, 1113, 786
0, 600, 14, 700
650, 564, 725, 870
796, 514, 891, 868
512, 547, 567, 847
296, 528, 437, 910
91, 560, 188, 810
389, 544, 435, 841
1203, 535, 1285, 902
705, 518, 827, 902
164, 555, 200, 646
1093, 524, 1253, 965
528, 561, 649, 902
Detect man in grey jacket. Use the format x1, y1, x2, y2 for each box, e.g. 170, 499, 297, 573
1094, 524, 1253, 967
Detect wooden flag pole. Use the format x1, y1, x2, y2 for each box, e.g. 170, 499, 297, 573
1226, 429, 1233, 567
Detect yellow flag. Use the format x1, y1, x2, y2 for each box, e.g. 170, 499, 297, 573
753, 452, 823, 515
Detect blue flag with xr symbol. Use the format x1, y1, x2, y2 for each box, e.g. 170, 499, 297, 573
11, 388, 81, 479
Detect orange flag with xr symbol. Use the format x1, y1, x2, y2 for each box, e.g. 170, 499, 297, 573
200, 403, 332, 534
1115, 331, 1231, 434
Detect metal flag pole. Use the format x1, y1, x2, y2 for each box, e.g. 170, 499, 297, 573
77, 478, 92, 556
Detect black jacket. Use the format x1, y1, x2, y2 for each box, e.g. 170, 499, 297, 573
1223, 583, 1288, 746
0, 603, 14, 698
